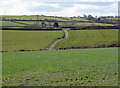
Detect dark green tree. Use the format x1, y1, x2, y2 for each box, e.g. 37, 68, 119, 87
41, 22, 46, 27
54, 21, 59, 27
83, 14, 87, 18
87, 14, 94, 20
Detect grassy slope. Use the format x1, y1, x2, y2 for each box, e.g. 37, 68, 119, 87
2, 21, 26, 26
2, 30, 63, 51
1, 16, 115, 27
2, 48, 118, 86
70, 17, 89, 21
55, 29, 118, 48
2, 16, 68, 21
17, 21, 36, 25
16, 21, 54, 26
76, 23, 114, 26
14, 21, 114, 27
2, 15, 88, 21
106, 18, 118, 20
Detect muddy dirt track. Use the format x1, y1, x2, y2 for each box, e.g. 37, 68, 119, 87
48, 29, 69, 50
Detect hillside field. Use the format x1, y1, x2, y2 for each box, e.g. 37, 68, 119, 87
2, 29, 118, 52
2, 30, 63, 51
55, 29, 118, 49
1, 15, 115, 28
2, 47, 118, 86
2, 21, 26, 26
1, 15, 89, 21
1, 15, 119, 86
1, 21, 114, 28
14, 21, 114, 26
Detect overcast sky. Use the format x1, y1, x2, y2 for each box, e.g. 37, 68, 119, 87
0, 0, 119, 17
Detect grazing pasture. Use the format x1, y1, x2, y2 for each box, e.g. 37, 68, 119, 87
2, 21, 26, 26
15, 21, 54, 26
1, 16, 116, 28
16, 21, 36, 25
2, 47, 118, 86
106, 17, 118, 20
55, 29, 118, 49
76, 23, 114, 26
2, 15, 88, 21
2, 30, 63, 51
1, 15, 119, 86
12, 21, 114, 27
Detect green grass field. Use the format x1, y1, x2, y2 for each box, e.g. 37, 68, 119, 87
16, 21, 54, 26
69, 17, 89, 21
1, 15, 119, 87
55, 29, 118, 48
17, 21, 36, 25
106, 17, 118, 20
2, 30, 63, 51
1, 16, 116, 27
2, 29, 118, 51
2, 47, 118, 86
16, 21, 114, 26
2, 15, 89, 22
2, 21, 26, 26
1, 15, 67, 21
76, 23, 114, 26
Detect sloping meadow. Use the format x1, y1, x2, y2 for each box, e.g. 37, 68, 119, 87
2, 48, 118, 86
55, 29, 118, 49
2, 30, 63, 51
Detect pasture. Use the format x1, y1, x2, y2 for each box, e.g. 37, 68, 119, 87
2, 30, 63, 51
76, 23, 114, 26
2, 47, 118, 86
2, 15, 89, 21
1, 15, 116, 28
2, 21, 26, 26
1, 15, 116, 25
55, 29, 118, 49
106, 17, 118, 20
16, 21, 114, 26
2, 29, 118, 52
1, 15, 119, 86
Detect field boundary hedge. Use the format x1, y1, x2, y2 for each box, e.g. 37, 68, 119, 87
70, 26, 119, 30
1, 26, 119, 30
1, 44, 120, 53
56, 44, 120, 50
1, 28, 62, 31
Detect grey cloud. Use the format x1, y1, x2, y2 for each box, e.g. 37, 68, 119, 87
29, 6, 63, 12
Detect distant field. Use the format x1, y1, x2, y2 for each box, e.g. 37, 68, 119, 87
1, 16, 69, 21
76, 23, 114, 26
1, 16, 117, 27
16, 21, 54, 26
2, 47, 118, 86
2, 15, 89, 22
13, 21, 114, 27
106, 18, 118, 20
2, 30, 63, 51
2, 21, 26, 26
67, 17, 89, 21
55, 29, 118, 48
17, 21, 36, 25
2, 15, 119, 21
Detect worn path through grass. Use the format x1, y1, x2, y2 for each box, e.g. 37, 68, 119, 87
48, 29, 69, 50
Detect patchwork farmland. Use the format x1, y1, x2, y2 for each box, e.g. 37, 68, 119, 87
1, 15, 119, 86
